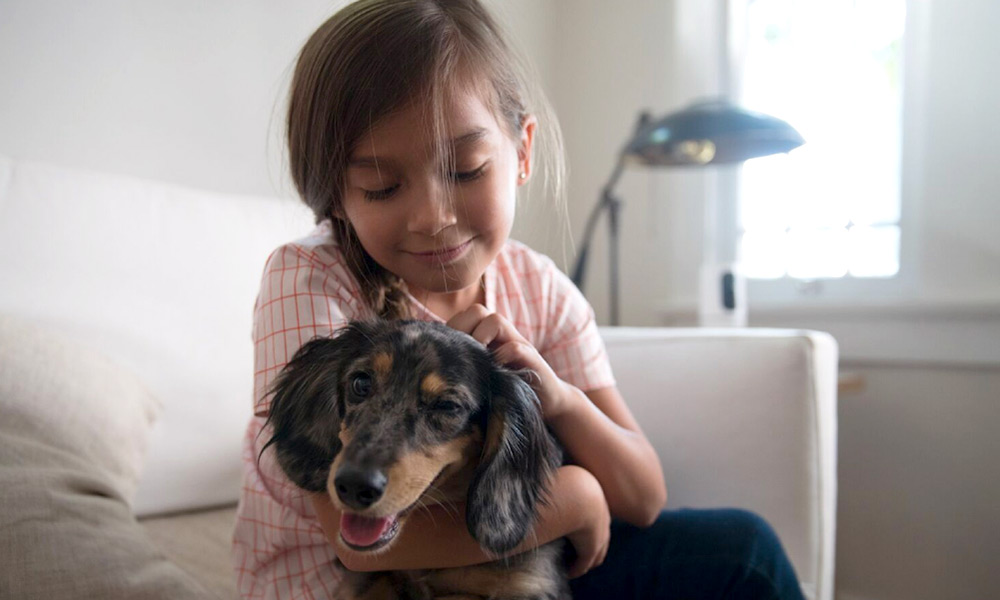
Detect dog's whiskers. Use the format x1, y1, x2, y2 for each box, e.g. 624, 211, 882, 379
411, 497, 440, 527
421, 484, 461, 521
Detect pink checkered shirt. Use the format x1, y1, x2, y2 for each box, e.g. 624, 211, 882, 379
232, 221, 615, 599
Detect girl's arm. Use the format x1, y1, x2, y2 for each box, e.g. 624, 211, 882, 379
550, 383, 667, 527
311, 464, 610, 577
449, 305, 667, 527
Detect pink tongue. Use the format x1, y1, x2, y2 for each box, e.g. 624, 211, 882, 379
340, 513, 394, 547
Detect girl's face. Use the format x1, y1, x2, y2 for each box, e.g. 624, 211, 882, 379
339, 85, 534, 303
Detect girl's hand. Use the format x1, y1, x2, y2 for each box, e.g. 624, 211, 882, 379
447, 304, 574, 419
564, 465, 611, 578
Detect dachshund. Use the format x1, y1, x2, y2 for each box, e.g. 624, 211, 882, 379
260, 319, 570, 600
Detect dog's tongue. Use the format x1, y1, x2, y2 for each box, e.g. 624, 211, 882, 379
340, 513, 394, 547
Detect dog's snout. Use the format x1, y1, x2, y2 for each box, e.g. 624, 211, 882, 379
334, 464, 387, 510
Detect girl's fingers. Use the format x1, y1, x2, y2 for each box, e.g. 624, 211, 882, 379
470, 313, 505, 349
448, 305, 527, 350
568, 551, 600, 579
444, 303, 490, 335
492, 340, 534, 371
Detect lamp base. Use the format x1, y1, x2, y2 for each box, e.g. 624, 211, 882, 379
698, 262, 747, 328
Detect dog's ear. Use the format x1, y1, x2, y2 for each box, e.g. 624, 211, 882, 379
466, 366, 561, 555
260, 325, 370, 492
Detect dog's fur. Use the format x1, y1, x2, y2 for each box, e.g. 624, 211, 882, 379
260, 319, 569, 600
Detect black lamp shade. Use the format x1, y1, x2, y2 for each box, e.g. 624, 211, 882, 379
625, 99, 805, 166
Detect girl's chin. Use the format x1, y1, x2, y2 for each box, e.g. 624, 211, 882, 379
400, 253, 490, 289
400, 266, 486, 306
407, 272, 481, 296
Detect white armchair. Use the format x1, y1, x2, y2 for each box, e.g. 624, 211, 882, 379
0, 156, 836, 600
601, 327, 838, 600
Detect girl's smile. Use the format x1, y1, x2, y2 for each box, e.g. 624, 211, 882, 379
406, 238, 475, 265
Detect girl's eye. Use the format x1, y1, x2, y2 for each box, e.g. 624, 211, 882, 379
363, 184, 399, 201
431, 400, 463, 414
451, 164, 487, 183
350, 373, 373, 398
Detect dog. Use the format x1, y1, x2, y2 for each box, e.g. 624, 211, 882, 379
260, 319, 570, 600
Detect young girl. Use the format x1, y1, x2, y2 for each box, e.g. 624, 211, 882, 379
232, 1, 805, 598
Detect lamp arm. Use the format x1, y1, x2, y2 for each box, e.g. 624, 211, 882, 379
570, 111, 649, 293
570, 152, 627, 288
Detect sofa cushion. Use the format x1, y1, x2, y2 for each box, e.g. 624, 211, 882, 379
0, 155, 314, 516
0, 314, 213, 598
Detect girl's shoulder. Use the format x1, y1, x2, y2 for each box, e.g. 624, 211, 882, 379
268, 220, 345, 268
495, 238, 577, 298
258, 220, 364, 310
496, 238, 560, 278
491, 239, 594, 338
260, 220, 353, 279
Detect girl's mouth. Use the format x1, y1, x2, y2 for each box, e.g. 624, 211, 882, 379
408, 239, 473, 264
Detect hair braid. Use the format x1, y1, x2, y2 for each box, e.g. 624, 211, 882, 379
329, 216, 412, 320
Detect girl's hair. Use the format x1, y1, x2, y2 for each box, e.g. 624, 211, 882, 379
286, 0, 565, 320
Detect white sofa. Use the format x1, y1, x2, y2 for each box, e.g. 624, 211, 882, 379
0, 156, 837, 600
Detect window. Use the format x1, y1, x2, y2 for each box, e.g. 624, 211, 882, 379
736, 0, 906, 281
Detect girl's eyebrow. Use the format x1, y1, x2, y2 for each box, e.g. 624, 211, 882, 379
348, 128, 489, 168
347, 156, 391, 169
451, 128, 488, 148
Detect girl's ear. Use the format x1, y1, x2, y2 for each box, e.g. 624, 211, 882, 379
466, 365, 561, 555
517, 114, 537, 185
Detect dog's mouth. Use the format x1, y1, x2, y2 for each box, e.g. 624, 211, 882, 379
336, 467, 453, 552
339, 512, 401, 551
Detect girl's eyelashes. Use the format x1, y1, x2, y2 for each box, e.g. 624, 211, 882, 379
450, 163, 488, 183
363, 184, 399, 201
359, 163, 488, 201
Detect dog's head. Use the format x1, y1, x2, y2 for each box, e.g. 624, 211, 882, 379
261, 319, 560, 555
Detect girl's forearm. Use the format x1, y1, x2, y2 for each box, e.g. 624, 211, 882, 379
548, 384, 667, 527
311, 464, 601, 572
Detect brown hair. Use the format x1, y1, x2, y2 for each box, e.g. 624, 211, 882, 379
286, 0, 564, 320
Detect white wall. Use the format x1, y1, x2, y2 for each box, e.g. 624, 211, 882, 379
833, 363, 1000, 600
545, 0, 689, 324
0, 1, 346, 198
912, 2, 1000, 306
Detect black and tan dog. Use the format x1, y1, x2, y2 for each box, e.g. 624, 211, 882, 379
261, 319, 569, 600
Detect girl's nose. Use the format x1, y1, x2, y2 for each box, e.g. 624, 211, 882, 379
407, 182, 458, 236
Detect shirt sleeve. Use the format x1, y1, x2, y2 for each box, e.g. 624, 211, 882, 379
537, 259, 616, 393
251, 243, 365, 417
233, 418, 345, 598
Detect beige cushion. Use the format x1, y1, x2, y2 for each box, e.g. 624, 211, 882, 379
0, 314, 214, 598
140, 505, 240, 599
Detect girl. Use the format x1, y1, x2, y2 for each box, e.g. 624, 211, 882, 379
232, 1, 805, 599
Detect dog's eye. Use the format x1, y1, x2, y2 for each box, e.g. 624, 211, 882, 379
431, 400, 463, 414
350, 373, 372, 398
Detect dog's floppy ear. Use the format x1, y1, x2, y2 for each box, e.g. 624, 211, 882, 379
467, 366, 562, 555
260, 324, 371, 492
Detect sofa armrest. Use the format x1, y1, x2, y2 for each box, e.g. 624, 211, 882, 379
599, 327, 837, 600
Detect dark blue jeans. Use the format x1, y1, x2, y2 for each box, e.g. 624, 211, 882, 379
568, 509, 806, 600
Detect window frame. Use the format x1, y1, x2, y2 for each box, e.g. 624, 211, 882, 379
722, 0, 931, 310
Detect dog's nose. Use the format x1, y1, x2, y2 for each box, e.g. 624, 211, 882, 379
334, 464, 387, 510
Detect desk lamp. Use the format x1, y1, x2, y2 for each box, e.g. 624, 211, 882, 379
570, 99, 804, 326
